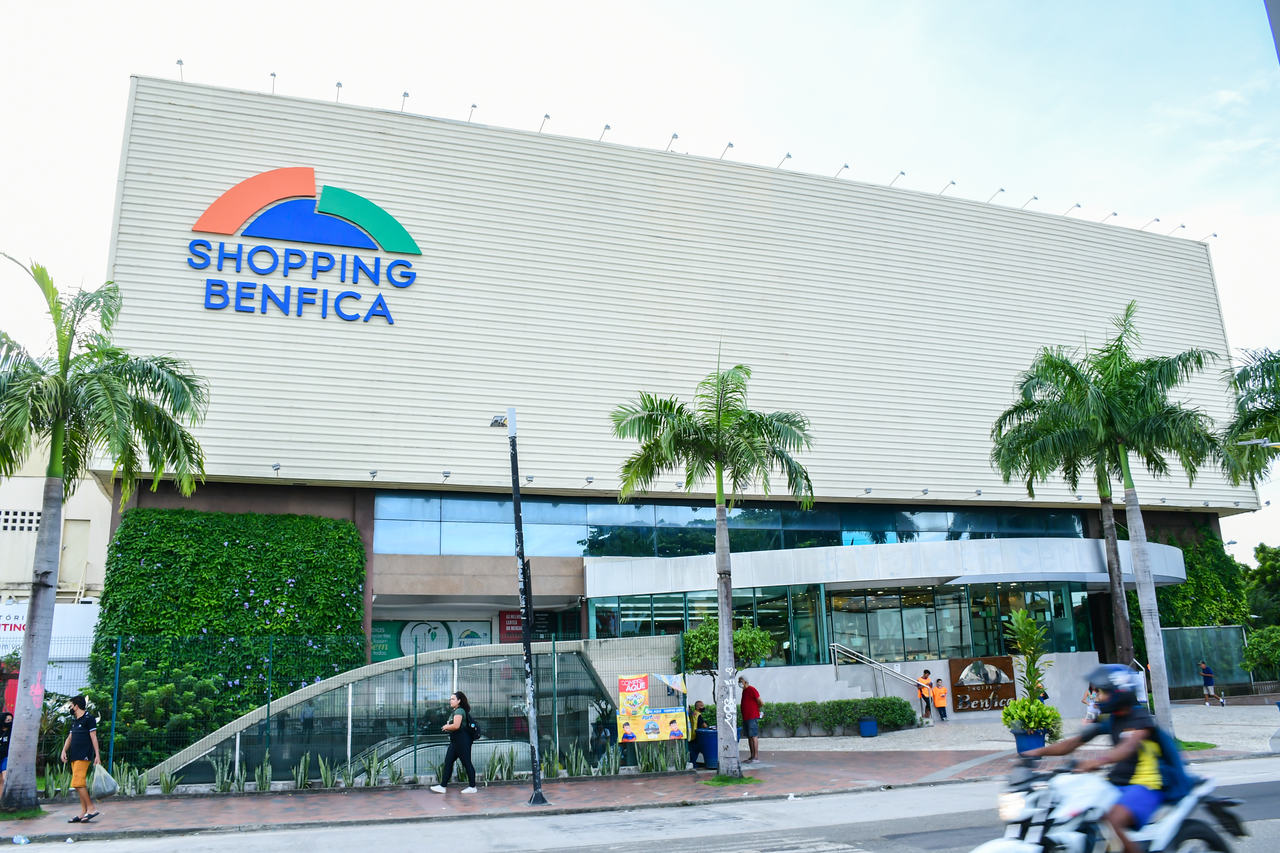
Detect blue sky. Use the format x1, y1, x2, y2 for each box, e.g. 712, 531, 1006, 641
2, 1, 1276, 560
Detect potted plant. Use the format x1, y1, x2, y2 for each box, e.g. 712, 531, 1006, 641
1001, 609, 1063, 752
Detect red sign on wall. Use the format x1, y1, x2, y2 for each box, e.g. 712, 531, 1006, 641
498, 610, 523, 643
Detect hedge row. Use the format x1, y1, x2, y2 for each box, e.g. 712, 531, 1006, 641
760, 696, 916, 735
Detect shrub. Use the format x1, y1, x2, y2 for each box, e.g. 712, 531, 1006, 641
1243, 625, 1280, 674
814, 701, 843, 735
771, 702, 803, 736
799, 701, 821, 730
859, 697, 917, 731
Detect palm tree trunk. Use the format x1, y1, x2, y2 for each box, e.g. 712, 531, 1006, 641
1118, 450, 1174, 735
0, 475, 64, 811
1097, 493, 1134, 665
714, 502, 741, 777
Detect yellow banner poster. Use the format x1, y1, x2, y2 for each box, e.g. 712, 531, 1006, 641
617, 673, 688, 742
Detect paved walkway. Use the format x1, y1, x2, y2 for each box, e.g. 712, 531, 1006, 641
9, 703, 1277, 844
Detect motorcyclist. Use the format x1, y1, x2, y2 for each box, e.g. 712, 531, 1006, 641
1023, 664, 1176, 853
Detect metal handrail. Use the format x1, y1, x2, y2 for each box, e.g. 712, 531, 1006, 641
829, 642, 923, 689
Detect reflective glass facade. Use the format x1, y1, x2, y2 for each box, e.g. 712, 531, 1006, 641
589, 582, 1094, 666
374, 492, 1086, 557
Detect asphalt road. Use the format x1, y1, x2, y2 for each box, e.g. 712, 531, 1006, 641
54, 758, 1280, 853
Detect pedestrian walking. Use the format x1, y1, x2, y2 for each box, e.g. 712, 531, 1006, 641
916, 670, 933, 719
1082, 685, 1100, 723
932, 678, 948, 721
1198, 661, 1225, 706
60, 695, 101, 823
430, 691, 478, 794
738, 675, 762, 763
0, 711, 12, 801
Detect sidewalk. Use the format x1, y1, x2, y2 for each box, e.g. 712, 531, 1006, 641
11, 703, 1277, 844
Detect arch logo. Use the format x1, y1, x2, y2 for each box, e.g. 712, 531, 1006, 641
186, 167, 421, 325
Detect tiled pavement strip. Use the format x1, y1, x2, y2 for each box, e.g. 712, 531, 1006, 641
14, 702, 1277, 843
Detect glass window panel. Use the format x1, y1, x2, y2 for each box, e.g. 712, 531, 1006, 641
733, 589, 756, 627
586, 502, 655, 526
583, 525, 656, 557
1071, 587, 1094, 652
935, 597, 966, 659
901, 589, 935, 660
841, 506, 899, 531
374, 494, 440, 521
866, 593, 905, 662
901, 511, 951, 532
829, 593, 869, 654
843, 530, 898, 546
522, 523, 588, 557
521, 500, 587, 524
440, 521, 516, 556
782, 507, 841, 529
948, 510, 999, 537
998, 512, 1048, 535
652, 594, 685, 636
618, 596, 652, 637
729, 529, 782, 553
726, 506, 782, 528
590, 597, 620, 639
373, 519, 440, 555
655, 505, 717, 527
783, 529, 842, 550
755, 587, 790, 666
904, 530, 948, 543
1044, 511, 1085, 537
967, 583, 1003, 657
657, 527, 715, 557
790, 585, 823, 665
685, 590, 717, 627
442, 495, 513, 523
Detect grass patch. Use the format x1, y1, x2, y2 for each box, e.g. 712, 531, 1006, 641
1177, 740, 1216, 752
0, 807, 46, 820
701, 774, 763, 786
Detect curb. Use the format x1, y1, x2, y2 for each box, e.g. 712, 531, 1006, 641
13, 749, 1276, 845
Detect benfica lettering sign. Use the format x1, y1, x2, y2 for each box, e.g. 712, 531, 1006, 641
948, 656, 1017, 712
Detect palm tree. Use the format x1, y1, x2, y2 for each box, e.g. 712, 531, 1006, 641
991, 301, 1218, 734
991, 391, 1135, 667
1223, 347, 1280, 484
611, 363, 813, 777
0, 256, 207, 810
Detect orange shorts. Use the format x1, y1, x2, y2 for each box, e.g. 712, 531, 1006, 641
70, 760, 92, 788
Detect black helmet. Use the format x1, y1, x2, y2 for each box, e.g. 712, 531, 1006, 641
1087, 664, 1137, 713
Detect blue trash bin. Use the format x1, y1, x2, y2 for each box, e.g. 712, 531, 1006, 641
694, 728, 717, 769
859, 716, 878, 737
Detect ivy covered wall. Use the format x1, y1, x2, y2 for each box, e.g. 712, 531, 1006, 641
88, 508, 366, 767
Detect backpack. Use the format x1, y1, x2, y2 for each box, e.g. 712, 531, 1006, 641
1108, 716, 1198, 803
467, 711, 482, 742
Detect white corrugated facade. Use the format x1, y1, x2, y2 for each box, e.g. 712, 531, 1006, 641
105, 77, 1255, 514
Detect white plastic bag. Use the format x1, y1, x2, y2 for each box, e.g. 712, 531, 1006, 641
90, 765, 119, 799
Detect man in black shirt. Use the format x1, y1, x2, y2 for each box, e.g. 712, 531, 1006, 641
60, 695, 101, 823
1025, 665, 1172, 853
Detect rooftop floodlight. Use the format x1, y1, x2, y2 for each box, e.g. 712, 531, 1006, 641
1161, 497, 1167, 503
584, 476, 595, 485
1076, 495, 1083, 501
777, 152, 792, 168
598, 123, 611, 141
1021, 195, 1039, 210
1227, 539, 1238, 545
1202, 500, 1210, 507
369, 470, 378, 480
176, 58, 184, 81
401, 91, 410, 111
468, 103, 477, 122
939, 180, 956, 195
889, 170, 905, 186
835, 163, 849, 178
1200, 232, 1217, 240
271, 462, 281, 475
720, 142, 734, 159
1141, 217, 1160, 230
1233, 501, 1240, 507
442, 470, 451, 481
270, 71, 277, 94
921, 488, 929, 496
525, 474, 534, 484
864, 487, 872, 494
1063, 203, 1082, 216
665, 132, 679, 152
974, 489, 982, 496
986, 187, 1005, 203
1166, 223, 1186, 236
490, 414, 508, 428
1099, 211, 1117, 223
538, 113, 551, 133
335, 81, 343, 102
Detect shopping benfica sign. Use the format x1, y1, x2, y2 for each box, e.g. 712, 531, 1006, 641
187, 167, 420, 325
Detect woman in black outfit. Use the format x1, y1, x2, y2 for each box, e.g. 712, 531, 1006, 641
0, 711, 12, 800
429, 691, 477, 794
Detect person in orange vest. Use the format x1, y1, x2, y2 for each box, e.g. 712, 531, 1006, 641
933, 678, 949, 722
916, 670, 933, 719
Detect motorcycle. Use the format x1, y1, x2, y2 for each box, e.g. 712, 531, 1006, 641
971, 758, 1248, 852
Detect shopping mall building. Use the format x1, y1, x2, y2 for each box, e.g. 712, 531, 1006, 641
102, 78, 1256, 683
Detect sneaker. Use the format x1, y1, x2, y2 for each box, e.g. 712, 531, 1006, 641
429, 784, 446, 794
461, 787, 478, 794
1205, 701, 1210, 706
1220, 697, 1227, 707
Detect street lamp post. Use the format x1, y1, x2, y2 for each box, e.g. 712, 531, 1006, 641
491, 407, 548, 805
